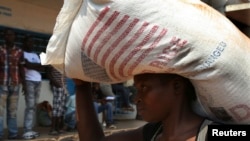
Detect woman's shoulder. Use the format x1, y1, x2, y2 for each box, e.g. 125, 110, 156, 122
142, 122, 162, 141
197, 119, 220, 141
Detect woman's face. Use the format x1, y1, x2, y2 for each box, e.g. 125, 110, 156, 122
134, 74, 178, 122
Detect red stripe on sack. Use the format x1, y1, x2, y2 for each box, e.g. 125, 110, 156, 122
109, 22, 149, 80
118, 25, 159, 78
101, 18, 140, 67
87, 11, 120, 57
93, 15, 130, 63
127, 28, 168, 76
81, 7, 110, 52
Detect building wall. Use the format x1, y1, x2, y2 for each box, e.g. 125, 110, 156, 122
0, 0, 61, 34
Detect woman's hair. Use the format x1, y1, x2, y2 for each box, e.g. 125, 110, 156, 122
157, 73, 197, 103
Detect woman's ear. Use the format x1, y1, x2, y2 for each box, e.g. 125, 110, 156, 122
173, 77, 185, 95
174, 81, 180, 90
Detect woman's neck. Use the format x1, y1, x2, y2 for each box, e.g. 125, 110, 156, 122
160, 103, 204, 141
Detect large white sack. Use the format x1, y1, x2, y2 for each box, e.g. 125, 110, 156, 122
41, 0, 250, 124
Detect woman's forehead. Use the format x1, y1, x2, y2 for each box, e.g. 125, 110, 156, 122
134, 73, 176, 83
134, 74, 156, 81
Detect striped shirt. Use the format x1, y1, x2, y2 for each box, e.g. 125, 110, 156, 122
0, 45, 24, 85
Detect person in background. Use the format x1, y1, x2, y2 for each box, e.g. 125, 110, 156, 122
99, 83, 115, 97
92, 83, 117, 129
0, 28, 25, 140
36, 101, 52, 127
64, 78, 77, 132
112, 83, 134, 111
47, 66, 67, 135
123, 80, 137, 105
21, 35, 45, 140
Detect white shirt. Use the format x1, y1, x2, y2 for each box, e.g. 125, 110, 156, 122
24, 51, 42, 81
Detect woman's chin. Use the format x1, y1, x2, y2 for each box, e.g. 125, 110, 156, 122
140, 115, 154, 122
138, 110, 159, 122
141, 115, 162, 123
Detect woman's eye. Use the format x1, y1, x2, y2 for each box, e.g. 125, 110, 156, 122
142, 86, 148, 91
135, 83, 151, 93
138, 85, 149, 93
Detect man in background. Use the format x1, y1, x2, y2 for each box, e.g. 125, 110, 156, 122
92, 83, 116, 129
0, 28, 25, 140
22, 35, 45, 140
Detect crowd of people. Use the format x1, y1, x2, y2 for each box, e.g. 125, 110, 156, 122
0, 28, 136, 140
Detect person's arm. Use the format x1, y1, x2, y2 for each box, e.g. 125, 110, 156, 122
19, 52, 26, 94
46, 66, 62, 88
75, 80, 105, 141
74, 79, 144, 141
24, 58, 45, 72
65, 96, 71, 108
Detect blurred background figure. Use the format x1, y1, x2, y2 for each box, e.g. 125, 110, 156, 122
64, 78, 77, 132
22, 35, 45, 140
92, 83, 117, 129
112, 83, 134, 111
47, 66, 67, 135
36, 101, 52, 127
0, 28, 25, 140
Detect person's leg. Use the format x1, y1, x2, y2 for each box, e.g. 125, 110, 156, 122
97, 104, 106, 114
104, 102, 116, 129
50, 116, 59, 135
50, 86, 60, 135
113, 84, 133, 110
94, 102, 107, 126
128, 86, 137, 104
32, 81, 41, 136
0, 85, 8, 139
57, 89, 67, 133
23, 81, 41, 139
70, 112, 77, 129
104, 102, 114, 124
34, 81, 41, 109
93, 102, 99, 114
64, 111, 76, 130
23, 81, 36, 133
6, 85, 19, 138
59, 89, 68, 133
58, 116, 64, 133
113, 84, 128, 106
120, 87, 130, 107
